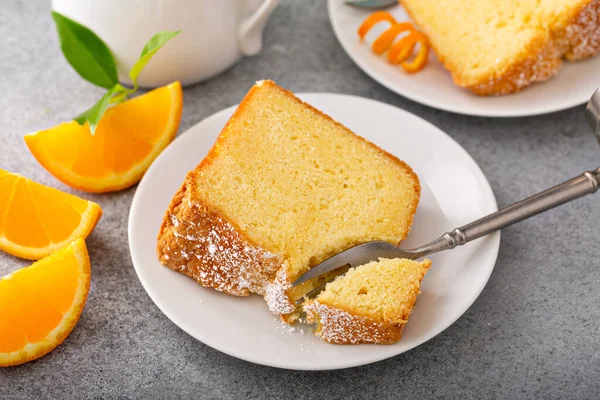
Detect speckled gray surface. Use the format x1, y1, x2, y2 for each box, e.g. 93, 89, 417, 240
1, 0, 600, 399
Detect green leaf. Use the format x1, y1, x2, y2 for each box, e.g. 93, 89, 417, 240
128, 30, 181, 90
75, 86, 118, 134
52, 11, 118, 89
109, 91, 129, 104
108, 83, 133, 104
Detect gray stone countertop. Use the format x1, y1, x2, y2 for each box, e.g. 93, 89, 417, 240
1, 1, 599, 399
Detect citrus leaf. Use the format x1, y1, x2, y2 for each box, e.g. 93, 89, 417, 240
52, 11, 118, 89
110, 83, 134, 103
74, 85, 123, 134
109, 91, 129, 104
128, 30, 181, 90
74, 90, 113, 134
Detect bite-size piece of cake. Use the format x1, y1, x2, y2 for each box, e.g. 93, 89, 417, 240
304, 258, 431, 344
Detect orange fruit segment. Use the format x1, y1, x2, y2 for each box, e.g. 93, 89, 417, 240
0, 169, 102, 260
0, 239, 90, 367
25, 81, 183, 193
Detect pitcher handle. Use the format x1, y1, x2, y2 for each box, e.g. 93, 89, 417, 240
238, 0, 280, 56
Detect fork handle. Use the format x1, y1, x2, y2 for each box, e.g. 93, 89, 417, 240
411, 167, 600, 258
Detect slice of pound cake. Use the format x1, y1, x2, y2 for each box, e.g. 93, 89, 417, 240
157, 81, 420, 322
304, 258, 431, 344
401, 0, 600, 95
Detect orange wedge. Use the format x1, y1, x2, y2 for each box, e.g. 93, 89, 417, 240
0, 169, 102, 260
0, 239, 90, 367
25, 81, 183, 193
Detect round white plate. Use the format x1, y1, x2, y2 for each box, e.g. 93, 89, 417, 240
128, 93, 500, 370
328, 0, 600, 117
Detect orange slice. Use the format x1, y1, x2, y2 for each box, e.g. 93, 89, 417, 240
25, 81, 183, 193
0, 169, 102, 260
0, 239, 90, 367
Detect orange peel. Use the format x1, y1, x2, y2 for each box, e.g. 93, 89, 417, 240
357, 11, 398, 40
399, 31, 429, 73
358, 12, 430, 74
372, 22, 415, 54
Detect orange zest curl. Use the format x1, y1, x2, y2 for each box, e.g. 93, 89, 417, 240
357, 11, 398, 40
395, 31, 429, 73
357, 11, 430, 74
372, 22, 415, 54
387, 34, 416, 64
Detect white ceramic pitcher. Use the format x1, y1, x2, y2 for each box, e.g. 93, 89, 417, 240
52, 0, 280, 87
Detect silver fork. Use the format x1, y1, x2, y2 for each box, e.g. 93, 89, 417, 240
292, 87, 600, 299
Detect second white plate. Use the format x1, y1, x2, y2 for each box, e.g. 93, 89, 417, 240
328, 0, 600, 117
128, 93, 500, 370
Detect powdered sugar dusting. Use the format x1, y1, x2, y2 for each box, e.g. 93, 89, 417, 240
565, 0, 600, 60
299, 344, 314, 355
274, 318, 307, 335
304, 300, 402, 345
207, 243, 217, 256
265, 267, 297, 315
157, 188, 283, 297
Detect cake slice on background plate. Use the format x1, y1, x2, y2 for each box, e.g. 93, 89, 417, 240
401, 0, 600, 95
157, 80, 420, 324
304, 258, 431, 344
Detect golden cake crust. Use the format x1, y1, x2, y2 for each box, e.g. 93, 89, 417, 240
157, 80, 421, 322
304, 300, 405, 344
466, 35, 562, 96
403, 0, 600, 95
157, 178, 283, 296
563, 0, 600, 60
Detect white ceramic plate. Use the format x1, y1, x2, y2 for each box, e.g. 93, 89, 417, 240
128, 93, 500, 370
328, 0, 600, 117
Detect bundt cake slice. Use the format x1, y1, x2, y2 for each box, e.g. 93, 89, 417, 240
304, 258, 431, 344
157, 80, 420, 322
402, 0, 600, 95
